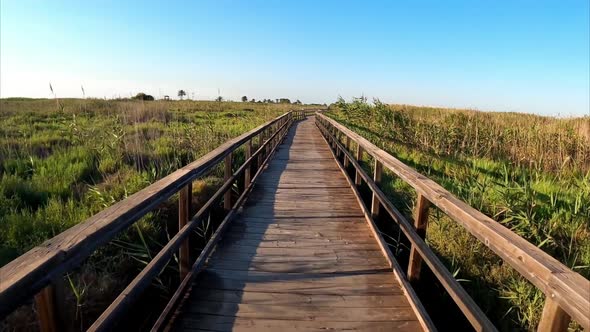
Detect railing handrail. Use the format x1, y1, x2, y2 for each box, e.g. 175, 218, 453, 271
0, 111, 292, 318
316, 113, 590, 330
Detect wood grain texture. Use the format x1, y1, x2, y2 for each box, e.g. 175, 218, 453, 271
173, 118, 424, 331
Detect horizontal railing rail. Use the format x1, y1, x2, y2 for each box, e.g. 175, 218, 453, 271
315, 113, 590, 332
0, 111, 296, 331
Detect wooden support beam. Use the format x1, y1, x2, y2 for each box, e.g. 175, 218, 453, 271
178, 183, 192, 279
538, 298, 570, 332
355, 144, 363, 186
344, 137, 351, 168
371, 159, 382, 218
407, 193, 431, 282
34, 283, 63, 332
257, 132, 264, 171
224, 153, 232, 211
244, 139, 252, 188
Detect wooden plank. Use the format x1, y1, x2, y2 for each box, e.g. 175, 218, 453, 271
189, 289, 408, 308
182, 302, 417, 322
207, 260, 390, 274
176, 316, 421, 332
201, 269, 402, 287
219, 238, 382, 250
211, 245, 384, 258
195, 279, 403, 296
227, 222, 370, 233
220, 233, 382, 243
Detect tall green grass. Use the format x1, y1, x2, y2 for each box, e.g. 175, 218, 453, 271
328, 97, 589, 330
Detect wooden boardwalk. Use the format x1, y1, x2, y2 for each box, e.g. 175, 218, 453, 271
173, 118, 422, 331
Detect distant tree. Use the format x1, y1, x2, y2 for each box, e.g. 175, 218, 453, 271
178, 90, 187, 100
294, 99, 302, 105
279, 98, 291, 104
133, 92, 154, 101
241, 96, 248, 102
216, 96, 224, 102
250, 98, 256, 102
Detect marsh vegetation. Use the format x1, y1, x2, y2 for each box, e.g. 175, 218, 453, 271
327, 97, 589, 330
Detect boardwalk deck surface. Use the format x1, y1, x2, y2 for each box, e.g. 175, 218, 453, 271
174, 118, 422, 331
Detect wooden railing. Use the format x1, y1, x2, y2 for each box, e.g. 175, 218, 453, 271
315, 113, 590, 332
0, 111, 300, 331
292, 109, 321, 121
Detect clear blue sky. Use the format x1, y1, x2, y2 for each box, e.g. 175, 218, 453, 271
1, 0, 589, 116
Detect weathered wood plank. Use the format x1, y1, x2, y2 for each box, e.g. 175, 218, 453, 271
177, 316, 421, 332
182, 302, 417, 322
189, 289, 408, 308
407, 193, 430, 282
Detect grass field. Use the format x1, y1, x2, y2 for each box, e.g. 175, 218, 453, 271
0, 98, 293, 330
326, 97, 590, 331
1, 97, 588, 330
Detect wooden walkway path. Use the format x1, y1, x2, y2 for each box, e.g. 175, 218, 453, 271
173, 118, 422, 331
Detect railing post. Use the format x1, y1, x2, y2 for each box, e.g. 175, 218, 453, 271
538, 298, 570, 332
264, 128, 270, 158
245, 139, 252, 188
407, 193, 431, 282
344, 137, 351, 168
355, 144, 364, 186
258, 131, 264, 169
35, 281, 65, 332
271, 123, 276, 148
178, 183, 192, 279
224, 153, 232, 211
371, 159, 382, 218
331, 127, 337, 149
